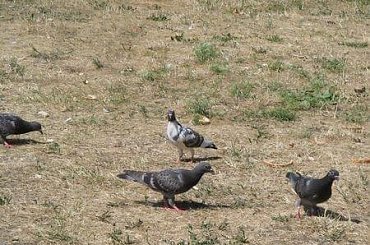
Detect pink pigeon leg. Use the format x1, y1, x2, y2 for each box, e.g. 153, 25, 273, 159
4, 141, 12, 148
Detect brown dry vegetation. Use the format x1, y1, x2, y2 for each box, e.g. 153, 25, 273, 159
0, 0, 369, 244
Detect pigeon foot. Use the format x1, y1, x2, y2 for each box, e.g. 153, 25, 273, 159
294, 212, 301, 220
166, 205, 184, 212
163, 199, 184, 211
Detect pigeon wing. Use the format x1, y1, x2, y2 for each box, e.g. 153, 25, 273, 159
295, 177, 314, 198
0, 115, 17, 137
153, 169, 186, 194
179, 127, 204, 148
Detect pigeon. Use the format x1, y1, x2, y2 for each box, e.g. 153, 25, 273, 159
286, 169, 340, 219
117, 161, 215, 210
166, 109, 217, 163
0, 113, 43, 148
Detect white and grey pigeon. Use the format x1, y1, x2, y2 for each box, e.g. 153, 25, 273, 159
286, 169, 339, 219
117, 161, 215, 211
166, 109, 217, 163
0, 113, 43, 148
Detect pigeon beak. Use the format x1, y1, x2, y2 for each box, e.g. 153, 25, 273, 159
334, 176, 340, 181
209, 169, 215, 175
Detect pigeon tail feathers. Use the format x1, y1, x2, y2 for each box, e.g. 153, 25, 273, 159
117, 170, 151, 186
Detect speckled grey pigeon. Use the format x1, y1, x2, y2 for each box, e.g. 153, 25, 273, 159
286, 169, 339, 219
117, 162, 215, 210
166, 109, 217, 163
0, 113, 43, 148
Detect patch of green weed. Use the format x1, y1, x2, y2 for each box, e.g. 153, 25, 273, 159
187, 96, 212, 117
339, 41, 368, 48
280, 76, 339, 110
147, 13, 169, 21
344, 104, 369, 124
263, 107, 296, 121
9, 57, 25, 77
0, 194, 11, 205
210, 63, 229, 74
230, 81, 254, 99
320, 57, 345, 72
269, 60, 285, 72
267, 35, 283, 43
194, 42, 218, 63
212, 33, 236, 42
92, 57, 104, 69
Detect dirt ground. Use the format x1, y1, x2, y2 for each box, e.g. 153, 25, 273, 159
0, 0, 369, 244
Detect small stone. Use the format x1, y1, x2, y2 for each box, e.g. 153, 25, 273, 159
38, 111, 49, 118
46, 139, 54, 143
199, 116, 211, 125
86, 94, 97, 100
65, 117, 72, 123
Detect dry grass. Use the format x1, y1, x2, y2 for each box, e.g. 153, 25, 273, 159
0, 0, 369, 244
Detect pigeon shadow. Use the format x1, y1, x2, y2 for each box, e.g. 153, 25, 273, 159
304, 206, 361, 223
134, 200, 230, 210
182, 156, 222, 163
6, 139, 45, 145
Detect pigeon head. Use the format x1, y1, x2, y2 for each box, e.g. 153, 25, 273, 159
195, 162, 215, 174
327, 169, 339, 180
30, 121, 43, 134
167, 109, 176, 122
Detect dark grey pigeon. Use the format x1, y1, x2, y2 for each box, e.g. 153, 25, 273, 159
0, 113, 43, 148
117, 162, 215, 210
166, 109, 217, 163
286, 169, 339, 219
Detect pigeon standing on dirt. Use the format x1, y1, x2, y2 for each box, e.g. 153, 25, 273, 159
166, 109, 217, 163
286, 169, 340, 219
117, 162, 215, 211
0, 113, 43, 148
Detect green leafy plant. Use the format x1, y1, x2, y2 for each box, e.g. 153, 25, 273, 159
339, 41, 368, 48
268, 60, 285, 72
92, 57, 104, 69
344, 104, 369, 124
320, 57, 345, 72
187, 97, 212, 117
9, 57, 25, 76
280, 76, 339, 110
230, 81, 254, 99
194, 42, 218, 63
147, 13, 169, 21
266, 35, 283, 43
0, 194, 11, 205
210, 63, 229, 74
263, 107, 296, 121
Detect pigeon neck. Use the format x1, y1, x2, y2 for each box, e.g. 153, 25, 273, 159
186, 168, 204, 184
321, 175, 335, 187
18, 121, 38, 134
169, 119, 181, 127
